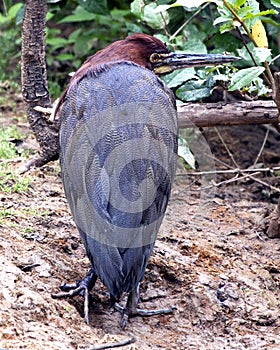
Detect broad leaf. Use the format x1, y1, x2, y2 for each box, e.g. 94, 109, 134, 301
142, 3, 169, 29
59, 6, 96, 23
176, 80, 212, 102
271, 0, 280, 8
77, 0, 108, 15
130, 0, 145, 19
178, 137, 196, 169
164, 68, 196, 88
229, 66, 265, 91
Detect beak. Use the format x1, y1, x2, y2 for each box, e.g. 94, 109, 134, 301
153, 52, 240, 75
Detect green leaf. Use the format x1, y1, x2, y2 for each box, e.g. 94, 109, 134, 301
74, 35, 96, 57
8, 3, 23, 19
229, 66, 265, 91
164, 68, 196, 88
15, 4, 25, 25
130, 0, 145, 19
236, 44, 270, 66
183, 24, 208, 43
46, 37, 68, 47
56, 53, 74, 61
218, 22, 235, 34
110, 9, 131, 19
244, 9, 278, 19
176, 80, 212, 102
246, 0, 260, 13
77, 0, 108, 15
0, 3, 23, 24
213, 73, 231, 82
181, 38, 207, 53
254, 47, 271, 62
157, 0, 219, 12
178, 136, 196, 169
142, 3, 169, 29
246, 76, 269, 96
236, 0, 247, 6
271, 0, 280, 8
68, 29, 82, 43
59, 6, 96, 23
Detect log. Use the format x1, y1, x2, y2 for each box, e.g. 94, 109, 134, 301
177, 100, 279, 128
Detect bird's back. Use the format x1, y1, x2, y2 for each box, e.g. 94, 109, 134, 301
59, 62, 178, 299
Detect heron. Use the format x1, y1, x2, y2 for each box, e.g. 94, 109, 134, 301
52, 33, 238, 328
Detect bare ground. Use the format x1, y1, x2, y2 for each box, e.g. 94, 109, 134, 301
0, 93, 279, 349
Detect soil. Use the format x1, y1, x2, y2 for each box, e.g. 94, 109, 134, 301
0, 91, 279, 350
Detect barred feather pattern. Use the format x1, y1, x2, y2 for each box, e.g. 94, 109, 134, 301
59, 62, 178, 299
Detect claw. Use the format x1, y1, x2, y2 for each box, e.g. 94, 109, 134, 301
113, 287, 176, 328
51, 269, 97, 323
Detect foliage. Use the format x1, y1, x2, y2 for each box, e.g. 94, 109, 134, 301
0, 162, 33, 193
1, 0, 279, 169
0, 125, 22, 159
0, 0, 279, 101
44, 0, 279, 101
0, 125, 33, 193
0, 2, 23, 84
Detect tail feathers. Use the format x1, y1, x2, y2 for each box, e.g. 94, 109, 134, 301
79, 228, 153, 299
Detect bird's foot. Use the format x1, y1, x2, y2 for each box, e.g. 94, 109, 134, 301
113, 288, 176, 329
51, 269, 97, 324
114, 303, 176, 329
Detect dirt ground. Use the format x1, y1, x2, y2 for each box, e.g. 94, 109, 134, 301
0, 92, 279, 349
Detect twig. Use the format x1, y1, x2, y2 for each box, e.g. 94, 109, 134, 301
156, 0, 171, 39
246, 174, 280, 193
211, 171, 260, 187
199, 169, 280, 192
2, 0, 8, 16
236, 27, 259, 68
191, 128, 280, 192
264, 61, 275, 91
222, 0, 274, 87
235, 27, 271, 86
88, 337, 136, 350
170, 2, 210, 42
176, 166, 280, 176
253, 128, 269, 166
201, 170, 280, 193
214, 127, 239, 168
222, 0, 255, 44
269, 53, 280, 65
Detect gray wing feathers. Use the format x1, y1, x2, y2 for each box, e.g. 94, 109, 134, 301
59, 62, 177, 298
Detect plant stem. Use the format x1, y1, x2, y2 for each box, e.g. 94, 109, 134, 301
170, 2, 210, 42
222, 0, 257, 45
223, 0, 274, 87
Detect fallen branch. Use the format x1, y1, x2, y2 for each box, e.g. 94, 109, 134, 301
197, 170, 280, 193
88, 337, 136, 350
177, 100, 279, 128
177, 166, 280, 176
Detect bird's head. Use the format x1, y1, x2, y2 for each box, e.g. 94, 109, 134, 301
72, 33, 239, 80
56, 33, 239, 113
122, 33, 239, 74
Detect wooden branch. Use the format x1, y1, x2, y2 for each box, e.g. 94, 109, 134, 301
88, 337, 136, 350
177, 100, 279, 128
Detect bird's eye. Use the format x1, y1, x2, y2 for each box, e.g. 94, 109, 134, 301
150, 53, 160, 63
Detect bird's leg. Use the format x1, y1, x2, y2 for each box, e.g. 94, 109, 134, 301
51, 268, 97, 324
114, 285, 176, 329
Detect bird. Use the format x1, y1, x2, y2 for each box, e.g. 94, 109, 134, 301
52, 33, 238, 328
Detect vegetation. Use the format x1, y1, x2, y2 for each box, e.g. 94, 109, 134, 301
1, 0, 279, 101
0, 0, 279, 176
0, 126, 33, 193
